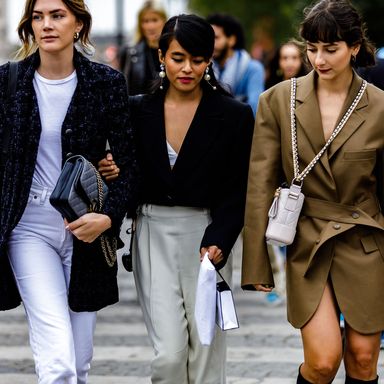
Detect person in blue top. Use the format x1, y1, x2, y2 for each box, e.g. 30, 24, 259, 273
207, 13, 265, 115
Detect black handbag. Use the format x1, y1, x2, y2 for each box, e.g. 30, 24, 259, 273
50, 155, 108, 222
50, 155, 117, 266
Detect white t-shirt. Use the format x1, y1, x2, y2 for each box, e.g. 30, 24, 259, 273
33, 70, 77, 187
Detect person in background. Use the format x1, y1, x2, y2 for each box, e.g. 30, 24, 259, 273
265, 40, 308, 89
0, 0, 136, 383
100, 13, 254, 383
242, 0, 384, 383
119, 0, 166, 95
358, 56, 384, 91
264, 39, 308, 306
206, 13, 264, 115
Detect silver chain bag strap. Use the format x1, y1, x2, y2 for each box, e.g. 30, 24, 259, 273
266, 77, 367, 246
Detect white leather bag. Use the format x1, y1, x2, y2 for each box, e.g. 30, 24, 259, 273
265, 78, 367, 247
266, 183, 304, 246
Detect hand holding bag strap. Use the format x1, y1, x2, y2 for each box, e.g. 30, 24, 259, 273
1, 61, 18, 167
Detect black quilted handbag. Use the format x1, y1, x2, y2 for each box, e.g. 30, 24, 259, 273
50, 155, 108, 222
50, 155, 116, 266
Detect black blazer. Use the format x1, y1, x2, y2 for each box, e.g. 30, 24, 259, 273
0, 50, 137, 311
130, 89, 254, 267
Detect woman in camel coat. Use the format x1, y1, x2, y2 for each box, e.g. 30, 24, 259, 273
242, 1, 384, 383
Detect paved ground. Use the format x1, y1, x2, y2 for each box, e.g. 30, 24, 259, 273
0, 220, 383, 383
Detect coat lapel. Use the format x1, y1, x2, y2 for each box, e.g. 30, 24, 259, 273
172, 91, 224, 174
295, 71, 333, 180
328, 72, 367, 160
138, 92, 173, 186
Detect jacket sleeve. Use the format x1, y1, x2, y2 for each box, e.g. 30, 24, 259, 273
245, 60, 265, 116
102, 72, 139, 234
242, 92, 282, 290
200, 103, 254, 269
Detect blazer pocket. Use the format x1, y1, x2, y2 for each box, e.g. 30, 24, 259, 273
360, 234, 378, 254
343, 149, 376, 161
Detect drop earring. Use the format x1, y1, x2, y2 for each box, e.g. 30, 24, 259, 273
159, 63, 166, 90
204, 66, 217, 90
74, 32, 79, 41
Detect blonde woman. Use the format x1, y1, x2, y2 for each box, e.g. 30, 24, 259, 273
120, 0, 167, 95
0, 0, 136, 382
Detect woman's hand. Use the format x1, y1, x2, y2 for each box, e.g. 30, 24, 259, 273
254, 284, 273, 292
98, 153, 120, 181
200, 245, 224, 265
65, 213, 112, 243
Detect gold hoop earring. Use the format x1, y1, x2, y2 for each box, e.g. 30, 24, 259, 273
74, 32, 80, 41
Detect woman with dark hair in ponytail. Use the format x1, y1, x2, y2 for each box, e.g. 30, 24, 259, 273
242, 1, 384, 383
101, 13, 254, 384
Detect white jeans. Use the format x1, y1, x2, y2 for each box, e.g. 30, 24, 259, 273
7, 182, 97, 384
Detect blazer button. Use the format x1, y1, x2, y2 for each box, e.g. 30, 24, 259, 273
351, 212, 360, 219
333, 223, 341, 230
65, 128, 73, 135
66, 152, 73, 158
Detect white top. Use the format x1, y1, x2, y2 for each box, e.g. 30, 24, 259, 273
166, 141, 178, 167
33, 70, 77, 187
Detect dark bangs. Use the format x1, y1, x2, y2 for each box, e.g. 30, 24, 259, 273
159, 14, 214, 61
300, 12, 343, 44
300, 0, 363, 46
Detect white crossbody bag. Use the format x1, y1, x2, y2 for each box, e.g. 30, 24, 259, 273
265, 77, 367, 246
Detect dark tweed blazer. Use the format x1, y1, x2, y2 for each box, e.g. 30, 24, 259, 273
0, 49, 137, 311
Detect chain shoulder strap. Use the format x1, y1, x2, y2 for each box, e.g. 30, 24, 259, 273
290, 77, 367, 183
93, 162, 117, 267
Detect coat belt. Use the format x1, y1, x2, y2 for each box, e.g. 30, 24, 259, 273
301, 196, 383, 276
302, 196, 380, 223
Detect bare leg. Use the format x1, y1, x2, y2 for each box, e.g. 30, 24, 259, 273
344, 323, 380, 381
299, 282, 343, 383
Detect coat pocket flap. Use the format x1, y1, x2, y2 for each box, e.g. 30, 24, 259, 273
361, 235, 378, 253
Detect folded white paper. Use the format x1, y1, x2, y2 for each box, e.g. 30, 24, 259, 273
194, 253, 216, 346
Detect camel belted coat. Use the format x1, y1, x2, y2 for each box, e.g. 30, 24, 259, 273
242, 70, 384, 333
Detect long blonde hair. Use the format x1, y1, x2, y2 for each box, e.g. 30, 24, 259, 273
16, 0, 93, 59
136, 0, 167, 43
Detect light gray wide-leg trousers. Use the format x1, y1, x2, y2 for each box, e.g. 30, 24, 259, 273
133, 204, 232, 384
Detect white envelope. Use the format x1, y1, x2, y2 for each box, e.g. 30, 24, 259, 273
194, 253, 216, 346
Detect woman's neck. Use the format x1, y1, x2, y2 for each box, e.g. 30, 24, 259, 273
147, 39, 159, 49
165, 86, 203, 104
316, 68, 354, 96
37, 48, 75, 80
